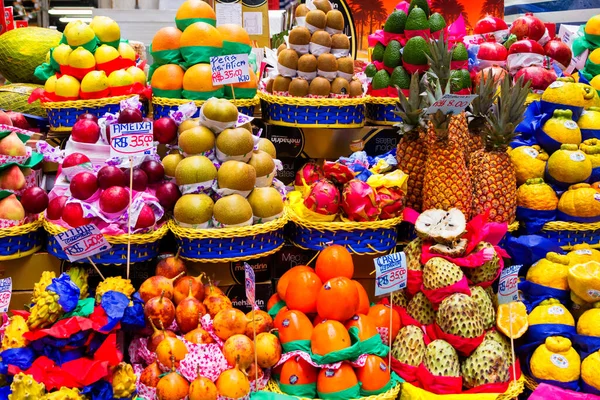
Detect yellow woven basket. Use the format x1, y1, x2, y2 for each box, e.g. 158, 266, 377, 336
524, 375, 538, 391
0, 217, 43, 261
259, 91, 366, 128
401, 377, 525, 400
167, 212, 288, 263
263, 379, 401, 400
365, 96, 401, 126
152, 96, 259, 119
539, 220, 600, 249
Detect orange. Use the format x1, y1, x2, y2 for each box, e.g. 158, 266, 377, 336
176, 0, 216, 22
276, 265, 314, 301
317, 363, 358, 395
311, 320, 351, 356
183, 63, 223, 92
355, 355, 390, 392
345, 314, 379, 341
273, 306, 289, 330
267, 293, 282, 311
316, 277, 359, 321
313, 314, 327, 326
152, 27, 182, 51
368, 304, 400, 340
232, 68, 258, 89
280, 356, 318, 386
151, 64, 185, 91
496, 301, 528, 339
353, 280, 370, 315
277, 310, 313, 345
217, 24, 251, 45
286, 270, 322, 314
180, 22, 223, 49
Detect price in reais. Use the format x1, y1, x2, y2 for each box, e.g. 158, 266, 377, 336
210, 54, 251, 86
110, 121, 154, 157
374, 252, 407, 296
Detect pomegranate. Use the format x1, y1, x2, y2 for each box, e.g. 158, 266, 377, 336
510, 13, 546, 42
156, 368, 189, 400
514, 65, 557, 91
508, 39, 545, 55
156, 337, 188, 369
544, 37, 573, 68
189, 376, 218, 400
144, 291, 176, 329
222, 334, 255, 369
474, 15, 508, 34
147, 318, 177, 352
140, 362, 162, 387
215, 367, 250, 399
139, 272, 185, 303
477, 38, 508, 62
245, 310, 274, 339
255, 332, 282, 368
213, 308, 247, 340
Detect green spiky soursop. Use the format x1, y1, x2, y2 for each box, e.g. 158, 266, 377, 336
461, 339, 510, 388
470, 286, 496, 330
407, 292, 435, 325
424, 340, 460, 377
464, 242, 500, 284
392, 325, 426, 366
436, 293, 484, 339
405, 238, 423, 271
392, 289, 408, 307
423, 257, 464, 289
484, 330, 512, 356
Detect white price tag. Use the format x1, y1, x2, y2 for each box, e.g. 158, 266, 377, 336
109, 122, 154, 158
374, 252, 407, 296
426, 94, 478, 115
0, 278, 12, 312
497, 264, 522, 304
54, 224, 112, 262
210, 54, 251, 86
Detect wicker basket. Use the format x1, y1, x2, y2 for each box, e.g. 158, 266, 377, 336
43, 219, 168, 265
259, 92, 366, 128
0, 217, 43, 261
401, 378, 525, 400
539, 220, 600, 249
263, 379, 401, 400
152, 96, 259, 119
167, 213, 288, 263
366, 96, 400, 126
288, 207, 402, 255
41, 95, 148, 132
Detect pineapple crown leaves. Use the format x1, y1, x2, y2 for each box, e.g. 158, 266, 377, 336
468, 68, 498, 132
425, 71, 455, 131
482, 74, 531, 151
425, 32, 453, 90
393, 73, 428, 135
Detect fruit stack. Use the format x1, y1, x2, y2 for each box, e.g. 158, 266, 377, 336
0, 268, 142, 398
149, 0, 258, 104
391, 208, 524, 397
265, 245, 401, 398
131, 255, 280, 400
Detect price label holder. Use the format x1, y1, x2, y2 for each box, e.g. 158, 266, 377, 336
498, 264, 522, 305
374, 252, 407, 297
109, 121, 154, 158
426, 94, 478, 115
0, 277, 12, 312
54, 224, 112, 262
210, 54, 251, 86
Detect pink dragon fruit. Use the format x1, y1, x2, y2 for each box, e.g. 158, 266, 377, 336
304, 179, 340, 215
323, 161, 355, 185
377, 187, 404, 220
341, 179, 380, 221
295, 161, 323, 187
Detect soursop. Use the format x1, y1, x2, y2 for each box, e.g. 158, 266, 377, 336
464, 242, 500, 284
392, 289, 408, 307
423, 257, 464, 289
461, 339, 510, 388
436, 293, 484, 339
407, 292, 435, 325
484, 330, 511, 356
392, 325, 426, 366
424, 340, 460, 377
470, 286, 496, 329
405, 238, 423, 271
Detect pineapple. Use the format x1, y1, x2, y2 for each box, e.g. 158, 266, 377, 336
394, 73, 428, 212
467, 69, 498, 158
469, 74, 530, 223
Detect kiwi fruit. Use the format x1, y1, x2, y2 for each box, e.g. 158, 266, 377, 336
278, 48, 299, 72
306, 10, 327, 30
298, 54, 318, 73
272, 75, 292, 92
309, 77, 331, 97
311, 30, 332, 49
215, 127, 254, 157
173, 194, 214, 225
313, 0, 332, 13
326, 10, 344, 31
349, 79, 363, 97
317, 53, 338, 73
331, 34, 350, 50
248, 187, 284, 219
178, 126, 215, 155
295, 4, 309, 18
213, 194, 253, 226
217, 160, 256, 191
266, 79, 274, 93
175, 155, 217, 186
289, 78, 309, 97
257, 138, 276, 158
337, 57, 354, 75
330, 77, 350, 95
289, 26, 311, 46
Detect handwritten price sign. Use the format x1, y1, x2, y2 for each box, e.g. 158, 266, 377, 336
54, 224, 112, 262
498, 264, 522, 304
210, 54, 251, 86
110, 121, 154, 158
0, 278, 11, 312
374, 252, 407, 296
426, 94, 478, 115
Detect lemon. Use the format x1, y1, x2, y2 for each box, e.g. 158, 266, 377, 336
517, 178, 558, 211
530, 336, 581, 382
587, 15, 600, 36
567, 244, 600, 264
546, 144, 592, 186
64, 20, 96, 47
94, 44, 119, 65
108, 69, 134, 88
568, 261, 600, 303
55, 75, 80, 98
541, 109, 582, 147
118, 42, 136, 62
89, 16, 120, 44
81, 70, 109, 93
526, 252, 570, 290
582, 351, 600, 391
44, 75, 57, 93
577, 303, 600, 336
127, 66, 146, 85
528, 299, 575, 326
510, 145, 548, 185
68, 47, 95, 69
52, 44, 73, 66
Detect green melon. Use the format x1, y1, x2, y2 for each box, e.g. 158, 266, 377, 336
0, 84, 46, 116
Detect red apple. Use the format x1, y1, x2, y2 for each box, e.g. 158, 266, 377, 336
477, 40, 508, 61
78, 113, 98, 123
98, 166, 127, 189
99, 186, 130, 213
510, 13, 546, 42
62, 203, 92, 227
155, 182, 181, 212
544, 37, 573, 68
474, 15, 508, 35
63, 153, 91, 168
0, 110, 13, 126
134, 204, 155, 229
6, 111, 30, 129
70, 171, 98, 200
118, 107, 144, 124
153, 117, 177, 144
20, 186, 49, 214
509, 39, 545, 55
47, 196, 68, 220
71, 119, 100, 144
125, 168, 148, 192
140, 160, 165, 184
514, 65, 557, 91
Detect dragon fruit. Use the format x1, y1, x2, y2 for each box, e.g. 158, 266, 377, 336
295, 161, 323, 187
323, 161, 355, 185
341, 179, 380, 221
377, 187, 404, 219
304, 179, 341, 215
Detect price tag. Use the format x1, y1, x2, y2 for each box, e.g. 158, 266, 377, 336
244, 262, 256, 307
498, 264, 522, 304
210, 54, 251, 86
109, 121, 154, 158
54, 224, 112, 262
426, 94, 478, 115
0, 278, 12, 312
374, 252, 407, 296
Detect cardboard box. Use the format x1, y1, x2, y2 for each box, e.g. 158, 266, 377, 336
273, 245, 317, 278
222, 283, 273, 313
9, 290, 32, 311
0, 252, 61, 291
183, 255, 275, 286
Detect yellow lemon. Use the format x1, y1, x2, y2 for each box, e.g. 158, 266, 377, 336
126, 66, 146, 85
526, 252, 570, 290
582, 351, 600, 391
45, 75, 57, 93
94, 44, 119, 65
89, 16, 120, 44
55, 75, 80, 98
68, 47, 95, 69
510, 145, 548, 185
81, 70, 109, 93
52, 44, 73, 66
517, 178, 558, 211
546, 144, 592, 186
567, 244, 600, 264
118, 42, 136, 62
528, 299, 575, 326
530, 336, 581, 382
64, 20, 96, 47
577, 303, 600, 336
586, 15, 600, 35
568, 261, 600, 303
108, 69, 134, 88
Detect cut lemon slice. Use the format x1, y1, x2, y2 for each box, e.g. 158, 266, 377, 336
497, 301, 528, 339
